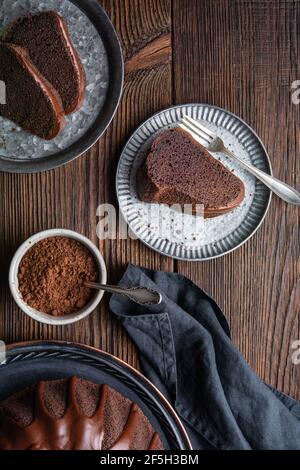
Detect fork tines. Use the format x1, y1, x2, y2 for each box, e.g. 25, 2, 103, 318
179, 115, 214, 147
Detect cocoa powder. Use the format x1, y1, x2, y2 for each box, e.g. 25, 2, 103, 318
18, 237, 98, 316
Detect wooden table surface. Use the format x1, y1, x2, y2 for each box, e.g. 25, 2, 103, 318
0, 0, 299, 400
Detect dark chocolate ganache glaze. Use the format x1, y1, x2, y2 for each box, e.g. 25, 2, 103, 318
0, 377, 163, 450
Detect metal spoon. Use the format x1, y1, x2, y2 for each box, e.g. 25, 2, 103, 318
86, 281, 162, 306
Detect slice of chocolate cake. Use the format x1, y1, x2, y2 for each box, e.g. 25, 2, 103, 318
4, 11, 86, 115
137, 128, 245, 217
0, 43, 65, 140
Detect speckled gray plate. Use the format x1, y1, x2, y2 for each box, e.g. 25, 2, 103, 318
0, 0, 123, 173
116, 104, 272, 261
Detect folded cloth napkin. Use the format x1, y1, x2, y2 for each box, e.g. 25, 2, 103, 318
109, 264, 300, 450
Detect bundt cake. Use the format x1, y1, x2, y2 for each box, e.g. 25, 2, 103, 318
4, 11, 86, 115
0, 42, 65, 140
137, 128, 245, 217
0, 377, 164, 450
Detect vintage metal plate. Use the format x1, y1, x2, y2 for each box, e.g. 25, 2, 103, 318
0, 0, 123, 172
117, 104, 272, 261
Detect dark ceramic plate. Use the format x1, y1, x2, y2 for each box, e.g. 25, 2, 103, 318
0, 341, 191, 450
0, 0, 123, 173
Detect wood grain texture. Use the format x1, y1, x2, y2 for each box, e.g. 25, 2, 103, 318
0, 0, 173, 371
0, 0, 299, 402
173, 0, 300, 399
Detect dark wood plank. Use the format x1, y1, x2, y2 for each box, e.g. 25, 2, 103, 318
0, 0, 299, 404
173, 0, 300, 399
0, 0, 173, 370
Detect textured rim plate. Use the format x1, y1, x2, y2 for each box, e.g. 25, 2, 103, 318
0, 341, 192, 450
0, 0, 124, 173
116, 104, 272, 261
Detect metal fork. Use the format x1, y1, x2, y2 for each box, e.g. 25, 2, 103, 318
179, 115, 300, 205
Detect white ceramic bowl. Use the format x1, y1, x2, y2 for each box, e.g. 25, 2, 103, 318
9, 229, 107, 326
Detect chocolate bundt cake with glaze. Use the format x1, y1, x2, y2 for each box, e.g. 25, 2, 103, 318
0, 377, 164, 450
137, 128, 245, 217
0, 42, 65, 140
4, 11, 86, 115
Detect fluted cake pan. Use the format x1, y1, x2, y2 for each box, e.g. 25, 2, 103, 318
0, 341, 192, 450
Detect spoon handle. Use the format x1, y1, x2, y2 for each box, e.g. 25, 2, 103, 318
86, 282, 162, 306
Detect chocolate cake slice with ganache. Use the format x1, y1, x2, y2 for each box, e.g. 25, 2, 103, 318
137, 128, 245, 217
4, 11, 86, 115
0, 42, 65, 140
